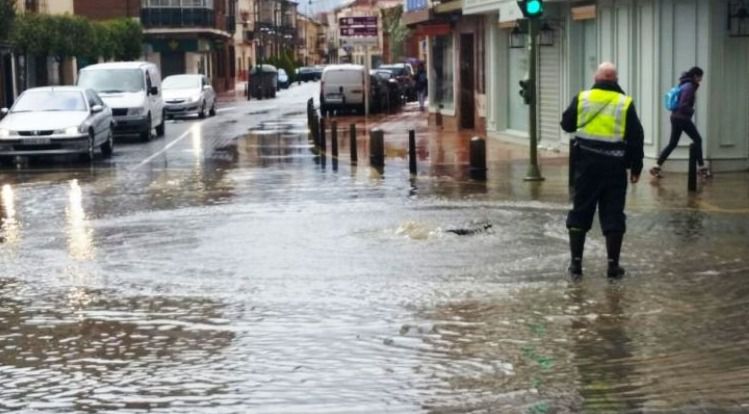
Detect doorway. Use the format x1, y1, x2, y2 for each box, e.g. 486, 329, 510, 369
459, 34, 475, 130
161, 52, 186, 78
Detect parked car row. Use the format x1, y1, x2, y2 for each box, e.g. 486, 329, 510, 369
0, 60, 221, 162
297, 66, 324, 83
319, 64, 412, 117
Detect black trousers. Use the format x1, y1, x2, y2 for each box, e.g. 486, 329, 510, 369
567, 152, 628, 235
657, 117, 704, 166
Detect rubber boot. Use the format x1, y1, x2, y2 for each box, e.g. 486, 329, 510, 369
568, 229, 585, 280
606, 232, 626, 279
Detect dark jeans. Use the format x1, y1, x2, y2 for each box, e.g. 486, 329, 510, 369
567, 152, 628, 235
657, 117, 704, 167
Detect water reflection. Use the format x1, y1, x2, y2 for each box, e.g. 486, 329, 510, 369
1, 183, 21, 246
569, 284, 640, 413
66, 179, 94, 261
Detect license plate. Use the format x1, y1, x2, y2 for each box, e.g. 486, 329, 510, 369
25, 138, 51, 145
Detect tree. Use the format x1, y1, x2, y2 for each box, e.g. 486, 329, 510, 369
108, 18, 143, 61
49, 14, 95, 82
0, 0, 16, 43
381, 5, 409, 63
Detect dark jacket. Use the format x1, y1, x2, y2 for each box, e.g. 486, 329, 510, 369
415, 69, 428, 92
561, 81, 645, 176
672, 74, 698, 120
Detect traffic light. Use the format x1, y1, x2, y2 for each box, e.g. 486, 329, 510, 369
517, 0, 544, 18
519, 78, 533, 105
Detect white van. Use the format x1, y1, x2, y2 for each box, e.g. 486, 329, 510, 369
78, 62, 165, 141
320, 64, 366, 116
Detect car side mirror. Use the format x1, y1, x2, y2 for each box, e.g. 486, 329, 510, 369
203, 85, 211, 91
149, 86, 159, 96
91, 105, 103, 113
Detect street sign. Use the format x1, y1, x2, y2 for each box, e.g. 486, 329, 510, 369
339, 15, 378, 41
339, 16, 377, 27
340, 26, 378, 37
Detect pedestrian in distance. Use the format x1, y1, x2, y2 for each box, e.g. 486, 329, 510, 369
650, 67, 711, 178
561, 62, 645, 280
415, 63, 428, 112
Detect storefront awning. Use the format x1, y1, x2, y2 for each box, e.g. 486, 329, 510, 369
434, 0, 464, 14
463, 0, 502, 15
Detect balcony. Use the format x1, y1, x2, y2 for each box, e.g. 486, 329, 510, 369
141, 7, 216, 29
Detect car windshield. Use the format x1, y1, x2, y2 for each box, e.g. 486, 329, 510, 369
12, 90, 86, 113
279, 69, 287, 76
78, 69, 145, 93
163, 75, 200, 90
380, 66, 407, 76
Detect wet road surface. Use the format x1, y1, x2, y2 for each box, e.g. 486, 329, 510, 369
2, 82, 749, 413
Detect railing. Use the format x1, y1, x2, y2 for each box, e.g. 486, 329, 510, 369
141, 7, 216, 29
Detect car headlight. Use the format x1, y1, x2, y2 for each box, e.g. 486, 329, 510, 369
53, 126, 85, 136
129, 107, 145, 116
0, 128, 9, 138
65, 126, 82, 136
188, 95, 201, 103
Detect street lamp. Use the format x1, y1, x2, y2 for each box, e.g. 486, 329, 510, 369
517, 0, 545, 182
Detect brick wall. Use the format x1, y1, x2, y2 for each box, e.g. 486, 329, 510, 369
73, 0, 139, 20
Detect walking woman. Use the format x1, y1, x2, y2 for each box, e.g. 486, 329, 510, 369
651, 67, 711, 178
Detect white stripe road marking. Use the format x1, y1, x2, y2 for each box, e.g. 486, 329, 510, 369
132, 128, 193, 170
216, 107, 236, 113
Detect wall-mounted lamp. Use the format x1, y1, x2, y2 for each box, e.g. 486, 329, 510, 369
728, 0, 749, 37
509, 25, 527, 49
539, 22, 554, 46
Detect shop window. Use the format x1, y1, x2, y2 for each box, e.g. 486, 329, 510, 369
431, 35, 454, 111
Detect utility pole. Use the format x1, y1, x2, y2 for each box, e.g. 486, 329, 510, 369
518, 0, 545, 182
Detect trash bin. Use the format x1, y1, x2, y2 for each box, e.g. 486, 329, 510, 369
249, 64, 279, 100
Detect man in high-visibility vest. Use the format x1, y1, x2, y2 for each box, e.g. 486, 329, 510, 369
561, 62, 644, 280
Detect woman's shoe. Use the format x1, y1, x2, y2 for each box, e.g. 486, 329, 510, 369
649, 166, 662, 178
699, 167, 712, 179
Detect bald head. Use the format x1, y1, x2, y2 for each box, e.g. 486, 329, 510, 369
595, 62, 618, 83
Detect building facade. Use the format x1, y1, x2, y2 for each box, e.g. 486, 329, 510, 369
139, 0, 237, 92
234, 0, 257, 82
253, 0, 297, 63
463, 0, 749, 172
405, 0, 487, 133
296, 14, 326, 65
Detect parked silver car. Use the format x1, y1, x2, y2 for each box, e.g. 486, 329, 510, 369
0, 87, 114, 161
162, 74, 216, 119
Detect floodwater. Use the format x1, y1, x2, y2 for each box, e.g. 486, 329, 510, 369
2, 84, 749, 413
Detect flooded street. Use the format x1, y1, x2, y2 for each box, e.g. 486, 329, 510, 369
2, 82, 749, 413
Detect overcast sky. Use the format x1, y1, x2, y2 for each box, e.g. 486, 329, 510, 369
298, 0, 347, 15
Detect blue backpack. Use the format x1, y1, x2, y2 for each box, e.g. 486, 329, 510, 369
664, 85, 682, 111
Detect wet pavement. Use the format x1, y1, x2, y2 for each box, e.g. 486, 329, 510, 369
2, 81, 749, 413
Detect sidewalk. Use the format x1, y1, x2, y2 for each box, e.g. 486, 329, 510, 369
321, 103, 749, 215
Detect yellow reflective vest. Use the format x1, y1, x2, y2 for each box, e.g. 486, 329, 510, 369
576, 89, 633, 143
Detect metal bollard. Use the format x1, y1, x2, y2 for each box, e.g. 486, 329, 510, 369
369, 128, 385, 168
469, 136, 487, 180
331, 121, 339, 158
688, 143, 697, 192
350, 124, 358, 165
319, 116, 327, 154
408, 129, 417, 175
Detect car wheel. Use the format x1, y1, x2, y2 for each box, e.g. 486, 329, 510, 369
209, 102, 216, 117
199, 101, 206, 119
140, 114, 152, 142
101, 127, 114, 158
156, 112, 165, 137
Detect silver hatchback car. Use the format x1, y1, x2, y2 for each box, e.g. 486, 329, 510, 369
0, 87, 114, 161
162, 74, 216, 119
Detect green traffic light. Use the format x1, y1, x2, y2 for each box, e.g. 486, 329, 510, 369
526, 0, 542, 15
